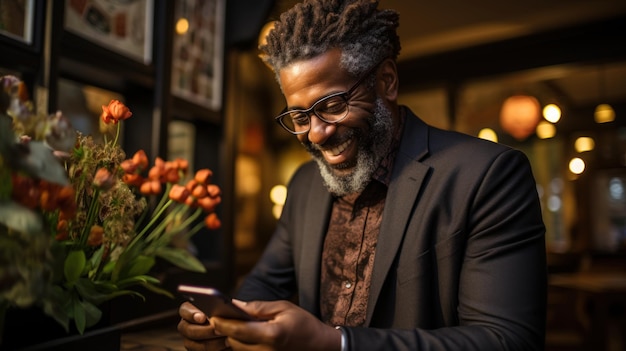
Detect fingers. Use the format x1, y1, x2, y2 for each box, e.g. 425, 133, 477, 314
180, 301, 209, 324
233, 299, 294, 321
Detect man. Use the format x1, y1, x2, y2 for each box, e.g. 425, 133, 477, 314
178, 1, 547, 350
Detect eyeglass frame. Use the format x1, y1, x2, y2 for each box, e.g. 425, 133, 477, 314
274, 59, 384, 135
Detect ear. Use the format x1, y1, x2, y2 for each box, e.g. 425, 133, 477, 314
377, 58, 399, 101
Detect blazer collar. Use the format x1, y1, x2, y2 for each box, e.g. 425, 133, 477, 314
365, 108, 431, 325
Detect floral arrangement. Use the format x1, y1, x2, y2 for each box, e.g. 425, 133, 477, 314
0, 75, 222, 335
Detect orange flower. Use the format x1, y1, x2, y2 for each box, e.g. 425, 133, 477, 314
55, 220, 69, 241
87, 225, 104, 246
120, 159, 137, 173
140, 179, 161, 195
204, 213, 221, 230
169, 184, 190, 203
206, 184, 221, 198
122, 173, 144, 187
194, 169, 212, 184
197, 196, 221, 212
191, 183, 207, 198
101, 99, 132, 124
132, 150, 149, 170
173, 158, 189, 173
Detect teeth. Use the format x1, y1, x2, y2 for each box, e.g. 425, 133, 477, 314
326, 139, 351, 156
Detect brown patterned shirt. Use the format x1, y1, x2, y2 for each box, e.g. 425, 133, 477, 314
320, 110, 406, 327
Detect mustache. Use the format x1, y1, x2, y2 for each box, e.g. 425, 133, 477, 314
302, 128, 356, 153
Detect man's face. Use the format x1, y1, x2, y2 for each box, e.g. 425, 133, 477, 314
278, 50, 394, 196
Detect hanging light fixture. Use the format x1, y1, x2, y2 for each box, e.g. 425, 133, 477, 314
500, 94, 541, 141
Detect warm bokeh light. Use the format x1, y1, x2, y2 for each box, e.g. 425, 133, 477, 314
272, 204, 284, 219
542, 104, 561, 123
569, 157, 586, 175
574, 136, 595, 153
175, 18, 189, 35
270, 185, 287, 206
478, 128, 498, 142
536, 121, 556, 139
594, 104, 615, 123
500, 95, 541, 141
270, 185, 288, 219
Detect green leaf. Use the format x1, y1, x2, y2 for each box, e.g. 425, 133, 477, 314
116, 274, 160, 289
139, 281, 174, 299
64, 250, 86, 285
155, 246, 207, 273
0, 201, 43, 235
73, 297, 86, 335
82, 299, 103, 329
74, 278, 114, 305
111, 243, 141, 282
121, 255, 155, 279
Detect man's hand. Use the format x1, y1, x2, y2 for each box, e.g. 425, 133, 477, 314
210, 300, 341, 351
178, 301, 231, 351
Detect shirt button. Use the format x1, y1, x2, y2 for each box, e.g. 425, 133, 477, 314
344, 281, 353, 289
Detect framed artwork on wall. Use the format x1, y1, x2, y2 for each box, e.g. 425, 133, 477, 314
64, 0, 154, 64
0, 0, 35, 44
171, 0, 225, 111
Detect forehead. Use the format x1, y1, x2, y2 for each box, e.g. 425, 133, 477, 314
278, 50, 353, 106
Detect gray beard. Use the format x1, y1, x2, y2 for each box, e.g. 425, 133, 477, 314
306, 97, 394, 196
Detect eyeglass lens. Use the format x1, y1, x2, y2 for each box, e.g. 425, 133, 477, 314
279, 94, 348, 133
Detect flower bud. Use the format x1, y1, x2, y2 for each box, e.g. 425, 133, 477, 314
87, 225, 104, 246
93, 168, 115, 190
132, 150, 149, 170
206, 184, 221, 198
169, 184, 190, 203
194, 169, 212, 184
204, 213, 221, 230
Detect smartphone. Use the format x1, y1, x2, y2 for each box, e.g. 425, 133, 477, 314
177, 284, 255, 321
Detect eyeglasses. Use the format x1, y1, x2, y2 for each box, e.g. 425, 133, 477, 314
274, 61, 382, 135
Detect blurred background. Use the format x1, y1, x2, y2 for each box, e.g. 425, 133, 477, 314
1, 0, 625, 350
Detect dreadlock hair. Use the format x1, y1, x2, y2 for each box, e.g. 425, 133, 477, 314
260, 0, 401, 84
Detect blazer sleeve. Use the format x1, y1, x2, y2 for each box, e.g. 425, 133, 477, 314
345, 149, 547, 351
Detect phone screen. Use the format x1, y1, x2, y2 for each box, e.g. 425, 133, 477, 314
177, 285, 255, 321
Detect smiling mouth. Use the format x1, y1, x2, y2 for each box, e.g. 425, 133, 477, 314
323, 139, 352, 157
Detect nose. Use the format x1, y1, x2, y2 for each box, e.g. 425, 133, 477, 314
307, 114, 336, 145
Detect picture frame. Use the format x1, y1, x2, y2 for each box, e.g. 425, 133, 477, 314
64, 0, 154, 64
0, 0, 35, 44
170, 0, 225, 111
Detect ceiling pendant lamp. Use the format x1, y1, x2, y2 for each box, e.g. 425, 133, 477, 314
500, 94, 541, 141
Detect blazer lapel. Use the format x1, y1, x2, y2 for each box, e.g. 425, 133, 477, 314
366, 110, 431, 325
298, 170, 332, 316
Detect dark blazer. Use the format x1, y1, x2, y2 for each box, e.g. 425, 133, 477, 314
236, 108, 547, 350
